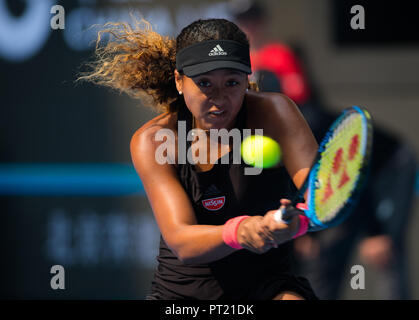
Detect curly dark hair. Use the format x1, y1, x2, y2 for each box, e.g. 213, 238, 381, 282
176, 18, 249, 52
77, 16, 251, 113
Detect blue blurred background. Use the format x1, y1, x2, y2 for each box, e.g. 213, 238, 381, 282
0, 0, 418, 299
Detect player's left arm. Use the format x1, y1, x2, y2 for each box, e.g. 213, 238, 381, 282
237, 92, 316, 247
272, 93, 318, 188
246, 91, 318, 241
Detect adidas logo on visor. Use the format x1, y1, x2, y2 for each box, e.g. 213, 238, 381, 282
208, 44, 227, 56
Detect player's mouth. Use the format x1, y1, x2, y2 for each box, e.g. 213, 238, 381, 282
208, 109, 226, 118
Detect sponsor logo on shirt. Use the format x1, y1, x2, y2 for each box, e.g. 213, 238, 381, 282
202, 196, 225, 211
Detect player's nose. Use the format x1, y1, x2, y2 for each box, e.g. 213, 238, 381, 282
208, 87, 225, 106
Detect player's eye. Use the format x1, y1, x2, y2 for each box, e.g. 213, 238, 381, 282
226, 80, 239, 87
197, 80, 211, 87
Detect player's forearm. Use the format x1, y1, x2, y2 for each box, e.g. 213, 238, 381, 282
167, 224, 237, 265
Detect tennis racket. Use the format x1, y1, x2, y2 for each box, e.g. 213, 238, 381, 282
274, 106, 373, 231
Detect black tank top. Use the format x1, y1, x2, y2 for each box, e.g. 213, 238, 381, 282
149, 103, 298, 300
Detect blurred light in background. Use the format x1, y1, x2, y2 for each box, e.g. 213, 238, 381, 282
46, 208, 159, 268
417, 174, 419, 196
0, 163, 144, 195
0, 0, 231, 61
0, 0, 53, 62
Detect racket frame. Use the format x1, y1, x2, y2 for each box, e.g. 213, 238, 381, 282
286, 106, 373, 231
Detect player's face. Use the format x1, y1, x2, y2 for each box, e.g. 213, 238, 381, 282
176, 69, 248, 131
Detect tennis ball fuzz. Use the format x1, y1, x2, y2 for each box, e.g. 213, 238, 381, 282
241, 135, 281, 168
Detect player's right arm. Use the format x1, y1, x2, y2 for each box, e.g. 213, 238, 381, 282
130, 125, 232, 264
130, 125, 277, 263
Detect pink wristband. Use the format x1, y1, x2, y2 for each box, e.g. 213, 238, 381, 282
293, 203, 309, 239
222, 215, 250, 249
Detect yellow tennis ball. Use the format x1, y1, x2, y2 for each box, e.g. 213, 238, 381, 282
241, 135, 281, 168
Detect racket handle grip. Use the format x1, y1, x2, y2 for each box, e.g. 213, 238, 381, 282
274, 203, 310, 239
274, 203, 308, 224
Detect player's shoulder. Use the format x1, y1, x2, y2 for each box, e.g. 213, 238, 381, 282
246, 91, 299, 116
130, 111, 177, 161
245, 91, 304, 137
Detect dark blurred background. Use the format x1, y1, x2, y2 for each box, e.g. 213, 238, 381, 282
0, 0, 418, 299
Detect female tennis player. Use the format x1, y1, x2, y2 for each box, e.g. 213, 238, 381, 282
80, 18, 318, 300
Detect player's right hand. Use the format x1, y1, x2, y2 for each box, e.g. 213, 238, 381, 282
236, 216, 277, 254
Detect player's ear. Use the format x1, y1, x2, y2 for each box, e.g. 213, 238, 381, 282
248, 79, 258, 92
174, 69, 183, 94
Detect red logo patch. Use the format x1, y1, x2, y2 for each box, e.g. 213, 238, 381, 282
202, 196, 225, 211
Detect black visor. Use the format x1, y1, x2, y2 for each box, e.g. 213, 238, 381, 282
176, 40, 251, 77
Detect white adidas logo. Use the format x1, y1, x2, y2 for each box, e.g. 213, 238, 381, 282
208, 44, 227, 56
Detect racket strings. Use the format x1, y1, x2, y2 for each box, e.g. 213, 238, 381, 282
313, 112, 367, 222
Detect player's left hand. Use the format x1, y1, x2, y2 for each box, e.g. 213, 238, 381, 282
260, 199, 301, 246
